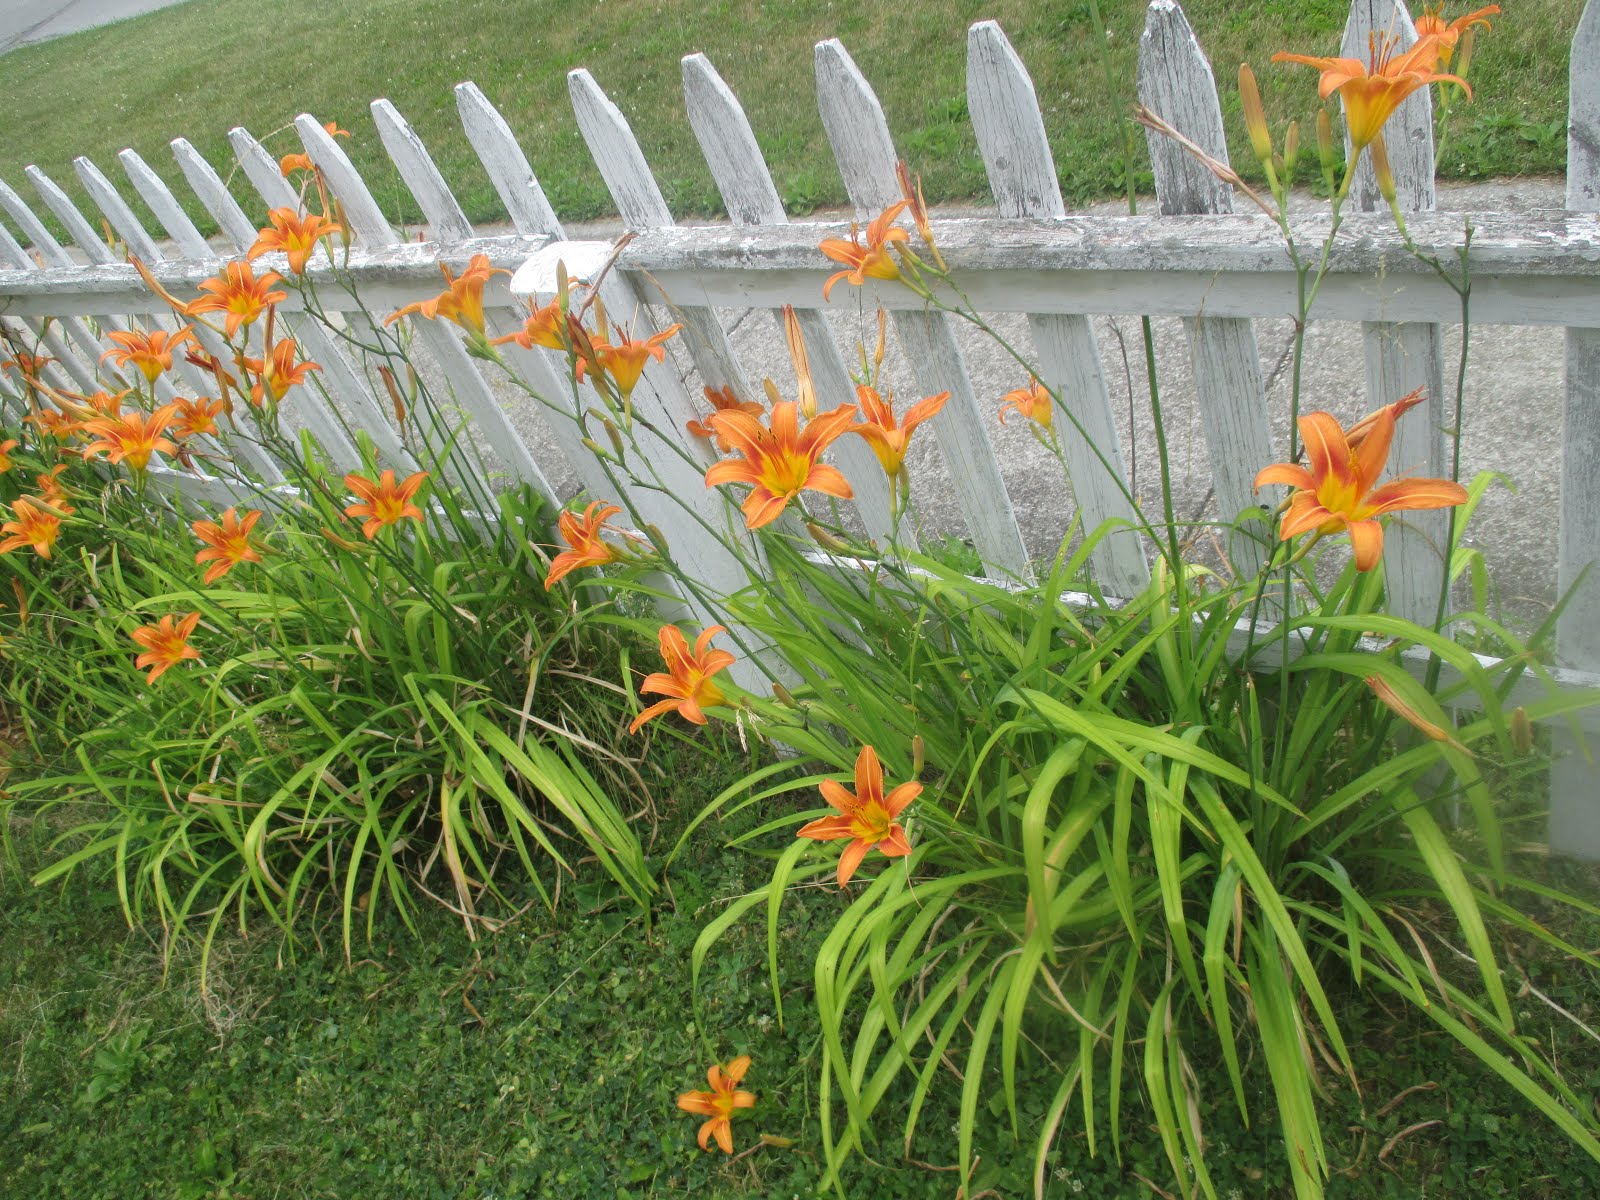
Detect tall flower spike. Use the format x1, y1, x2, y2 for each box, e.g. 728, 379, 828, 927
544, 501, 623, 589
819, 201, 909, 301
797, 744, 919, 888
129, 612, 202, 684
850, 384, 948, 482
185, 262, 289, 339
1252, 404, 1468, 571
703, 401, 856, 530
629, 624, 734, 733
676, 1056, 756, 1155
343, 469, 428, 539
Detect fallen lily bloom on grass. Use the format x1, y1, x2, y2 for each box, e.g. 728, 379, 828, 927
129, 612, 201, 684
385, 253, 507, 345
703, 401, 856, 530
1273, 33, 1466, 156
186, 262, 288, 338
1252, 405, 1468, 571
81, 404, 181, 472
101, 327, 197, 384
686, 386, 764, 453
192, 507, 265, 586
998, 377, 1054, 431
820, 200, 909, 301
1414, 4, 1499, 69
629, 624, 733, 733
799, 744, 918, 888
545, 501, 622, 589
676, 1055, 755, 1154
343, 469, 428, 539
247, 208, 343, 274
850, 384, 948, 482
0, 497, 61, 559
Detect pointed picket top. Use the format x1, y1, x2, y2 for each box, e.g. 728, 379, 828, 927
371, 99, 475, 245
293, 114, 393, 244
227, 127, 302, 211
681, 54, 787, 225
967, 21, 1065, 219
27, 166, 116, 264
813, 39, 903, 215
1138, 0, 1234, 216
1570, 0, 1600, 211
567, 68, 675, 229
1340, 0, 1434, 213
171, 138, 260, 253
0, 178, 73, 268
75, 155, 166, 263
119, 149, 214, 260
455, 82, 563, 238
0, 222, 29, 269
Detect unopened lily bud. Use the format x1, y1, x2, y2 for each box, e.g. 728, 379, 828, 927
1282, 120, 1300, 188
912, 734, 925, 777
1510, 706, 1534, 755
602, 417, 625, 458
874, 308, 888, 375
1457, 27, 1478, 80
581, 436, 613, 461
378, 365, 407, 428
783, 305, 817, 420
771, 681, 798, 708
805, 521, 848, 553
1317, 110, 1338, 190
1239, 65, 1274, 168
1370, 131, 1398, 206
643, 522, 669, 555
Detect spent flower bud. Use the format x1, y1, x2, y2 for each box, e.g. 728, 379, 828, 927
1238, 65, 1274, 168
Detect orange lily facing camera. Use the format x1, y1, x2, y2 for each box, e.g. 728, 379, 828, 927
248, 208, 343, 274
850, 384, 948, 480
588, 324, 682, 400
192, 507, 265, 585
545, 501, 622, 589
241, 338, 321, 407
0, 497, 62, 560
704, 401, 856, 530
171, 396, 229, 440
676, 1056, 755, 1155
343, 469, 428, 539
1273, 33, 1466, 153
798, 744, 918, 888
129, 612, 202, 684
820, 201, 910, 301
102, 327, 197, 384
629, 624, 734, 733
186, 262, 288, 338
1252, 404, 1468, 571
998, 378, 1054, 430
81, 403, 182, 472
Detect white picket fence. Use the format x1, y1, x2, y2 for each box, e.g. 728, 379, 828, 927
1, 0, 1598, 852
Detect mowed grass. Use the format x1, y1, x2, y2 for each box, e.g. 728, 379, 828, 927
0, 0, 1581, 248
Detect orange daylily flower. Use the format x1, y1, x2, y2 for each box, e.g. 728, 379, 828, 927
587, 324, 682, 400
629, 624, 734, 733
384, 253, 507, 340
279, 121, 348, 175
101, 327, 197, 384
34, 465, 74, 515
81, 403, 181, 472
1414, 4, 1498, 69
820, 201, 910, 301
798, 744, 918, 888
686, 386, 765, 453
676, 1056, 756, 1155
185, 262, 289, 338
1343, 385, 1426, 454
247, 208, 343, 274
192, 507, 265, 585
490, 295, 574, 353
1, 351, 55, 380
704, 401, 856, 530
239, 338, 321, 407
850, 384, 947, 480
24, 408, 81, 442
129, 611, 202, 684
343, 468, 428, 539
1273, 33, 1466, 153
74, 388, 132, 417
0, 497, 61, 560
998, 377, 1054, 430
1252, 405, 1468, 571
545, 501, 622, 589
0, 439, 17, 473
171, 396, 229, 439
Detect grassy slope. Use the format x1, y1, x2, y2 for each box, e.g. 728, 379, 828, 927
0, 0, 1580, 247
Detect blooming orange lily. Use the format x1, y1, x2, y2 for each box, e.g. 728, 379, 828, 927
129, 612, 202, 684
1252, 405, 1468, 571
686, 386, 765, 453
1, 351, 55, 380
798, 744, 918, 888
676, 1056, 755, 1155
490, 295, 574, 353
850, 384, 947, 481
34, 465, 74, 515
185, 262, 289, 338
629, 624, 734, 733
171, 396, 228, 439
240, 338, 321, 407
1414, 4, 1498, 69
102, 327, 197, 384
820, 201, 909, 301
247, 208, 343, 274
704, 401, 856, 530
0, 497, 61, 560
24, 408, 80, 442
279, 121, 348, 176
344, 468, 428, 539
1273, 33, 1466, 154
384, 253, 506, 342
545, 501, 622, 589
587, 323, 682, 400
192, 507, 265, 585
998, 377, 1054, 431
81, 403, 181, 472
0, 438, 16, 474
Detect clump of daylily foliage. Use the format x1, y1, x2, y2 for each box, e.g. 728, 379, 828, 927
4, 6, 1599, 1200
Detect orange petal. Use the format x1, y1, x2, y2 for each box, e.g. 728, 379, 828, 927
1347, 518, 1385, 571
1364, 477, 1470, 515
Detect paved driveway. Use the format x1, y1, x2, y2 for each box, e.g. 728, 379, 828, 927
0, 0, 191, 53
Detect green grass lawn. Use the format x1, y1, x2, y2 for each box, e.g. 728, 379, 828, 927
0, 0, 1581, 248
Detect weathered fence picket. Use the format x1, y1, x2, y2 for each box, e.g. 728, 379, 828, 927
0, 0, 1596, 853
